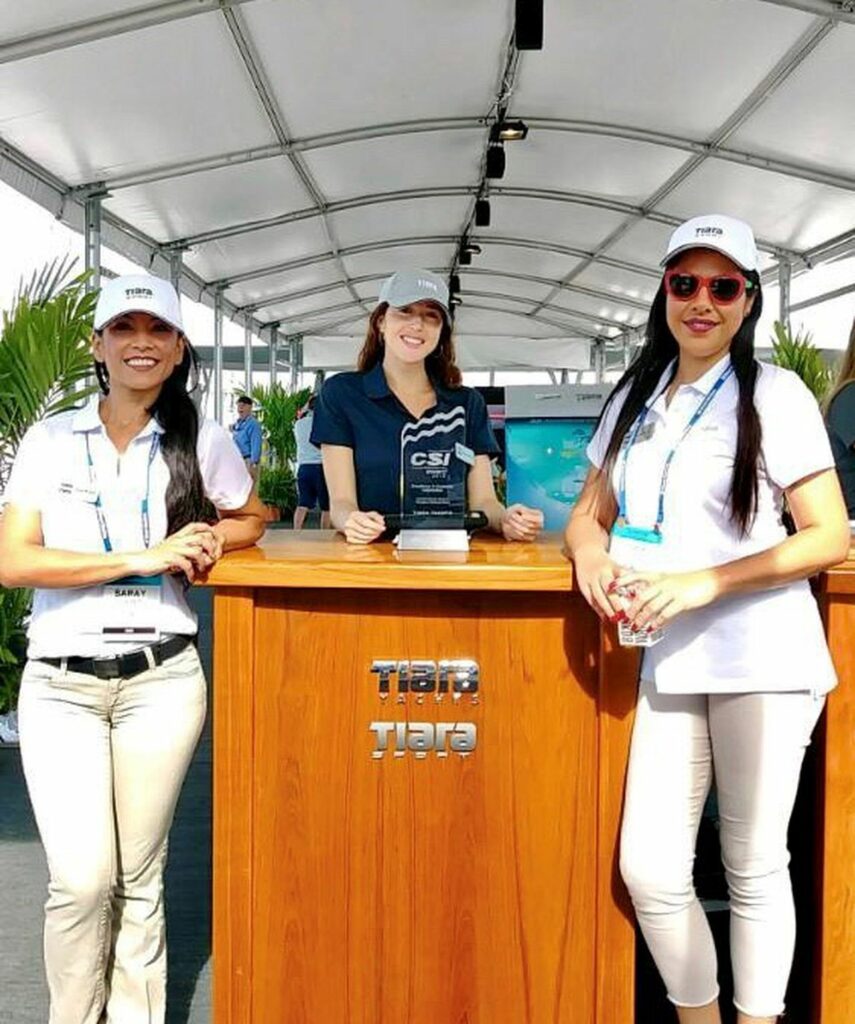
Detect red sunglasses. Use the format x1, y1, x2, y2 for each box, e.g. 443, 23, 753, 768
664, 270, 754, 305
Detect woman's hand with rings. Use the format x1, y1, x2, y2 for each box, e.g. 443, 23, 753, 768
611, 569, 719, 632
500, 504, 544, 542
343, 510, 386, 545
573, 548, 627, 623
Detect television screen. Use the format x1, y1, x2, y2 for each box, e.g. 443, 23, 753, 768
505, 418, 597, 531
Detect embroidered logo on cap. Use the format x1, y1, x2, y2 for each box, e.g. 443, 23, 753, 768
125, 287, 154, 299
694, 227, 724, 238
417, 278, 439, 292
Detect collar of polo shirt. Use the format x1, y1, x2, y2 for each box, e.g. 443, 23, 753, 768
648, 352, 734, 410
361, 361, 455, 403
71, 394, 165, 436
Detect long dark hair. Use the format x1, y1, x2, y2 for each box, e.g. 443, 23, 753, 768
357, 303, 463, 388
94, 335, 213, 533
597, 262, 764, 536
825, 317, 855, 413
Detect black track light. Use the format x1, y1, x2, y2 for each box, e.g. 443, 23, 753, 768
486, 143, 506, 179
449, 294, 462, 307
449, 273, 460, 293
490, 119, 529, 143
462, 241, 481, 256
458, 250, 472, 266
475, 198, 491, 227
515, 0, 543, 50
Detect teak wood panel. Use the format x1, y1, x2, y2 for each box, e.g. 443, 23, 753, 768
818, 593, 855, 1023
237, 588, 631, 1024
212, 589, 255, 1024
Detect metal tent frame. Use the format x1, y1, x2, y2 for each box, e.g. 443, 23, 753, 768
2, 0, 855, 414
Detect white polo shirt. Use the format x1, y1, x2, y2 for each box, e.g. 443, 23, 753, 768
588, 354, 837, 695
2, 395, 253, 659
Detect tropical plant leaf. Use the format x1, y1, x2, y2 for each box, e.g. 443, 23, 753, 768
769, 320, 833, 404
0, 257, 96, 711
0, 264, 98, 484
248, 383, 312, 467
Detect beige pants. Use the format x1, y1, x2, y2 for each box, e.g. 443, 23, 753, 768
17, 644, 207, 1024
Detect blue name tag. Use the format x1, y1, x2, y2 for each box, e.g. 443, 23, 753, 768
611, 521, 663, 545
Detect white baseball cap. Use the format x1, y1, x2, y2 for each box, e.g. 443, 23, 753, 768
377, 269, 450, 316
662, 214, 758, 273
94, 274, 184, 333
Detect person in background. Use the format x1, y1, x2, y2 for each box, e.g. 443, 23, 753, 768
565, 214, 849, 1024
293, 395, 331, 529
0, 273, 266, 1024
311, 269, 543, 544
825, 317, 855, 519
231, 394, 262, 481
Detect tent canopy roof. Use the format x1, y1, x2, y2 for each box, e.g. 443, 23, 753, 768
1, 0, 854, 365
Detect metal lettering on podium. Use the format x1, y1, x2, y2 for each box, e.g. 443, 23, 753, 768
369, 658, 480, 760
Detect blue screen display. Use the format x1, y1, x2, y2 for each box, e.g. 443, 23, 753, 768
505, 418, 597, 531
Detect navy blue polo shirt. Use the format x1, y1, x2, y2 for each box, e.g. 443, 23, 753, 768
311, 362, 499, 515
827, 381, 855, 517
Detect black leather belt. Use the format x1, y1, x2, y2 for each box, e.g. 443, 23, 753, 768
38, 634, 193, 680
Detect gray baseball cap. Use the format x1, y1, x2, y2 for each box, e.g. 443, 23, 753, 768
377, 269, 450, 316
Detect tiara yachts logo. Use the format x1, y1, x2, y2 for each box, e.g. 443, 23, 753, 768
694, 226, 724, 238
417, 278, 439, 293
124, 287, 154, 299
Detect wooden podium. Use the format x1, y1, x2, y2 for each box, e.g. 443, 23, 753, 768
206, 533, 639, 1024
206, 533, 855, 1024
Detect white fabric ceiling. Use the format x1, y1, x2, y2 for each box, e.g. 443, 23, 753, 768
1, 0, 854, 370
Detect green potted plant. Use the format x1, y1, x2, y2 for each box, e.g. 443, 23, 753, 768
0, 258, 97, 738
249, 383, 311, 522
769, 320, 834, 403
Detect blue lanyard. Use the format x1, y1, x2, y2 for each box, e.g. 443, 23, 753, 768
617, 363, 734, 531
84, 432, 160, 553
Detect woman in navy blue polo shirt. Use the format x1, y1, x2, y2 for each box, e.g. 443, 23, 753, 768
312, 269, 543, 544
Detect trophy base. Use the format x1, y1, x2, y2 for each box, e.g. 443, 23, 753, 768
396, 529, 470, 552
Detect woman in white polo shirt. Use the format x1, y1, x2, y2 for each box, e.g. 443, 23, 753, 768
0, 274, 265, 1024
565, 215, 849, 1024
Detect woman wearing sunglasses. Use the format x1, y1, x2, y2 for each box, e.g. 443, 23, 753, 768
565, 214, 849, 1024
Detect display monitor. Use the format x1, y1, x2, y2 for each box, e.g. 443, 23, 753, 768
505, 418, 597, 532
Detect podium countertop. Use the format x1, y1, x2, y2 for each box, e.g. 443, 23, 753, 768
203, 530, 576, 591
203, 531, 855, 594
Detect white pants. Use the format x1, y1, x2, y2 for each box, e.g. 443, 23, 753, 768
17, 645, 207, 1024
619, 678, 824, 1019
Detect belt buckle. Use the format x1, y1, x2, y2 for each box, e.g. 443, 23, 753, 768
93, 658, 121, 680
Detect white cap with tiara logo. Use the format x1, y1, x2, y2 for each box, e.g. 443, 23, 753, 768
662, 214, 759, 273
94, 274, 184, 333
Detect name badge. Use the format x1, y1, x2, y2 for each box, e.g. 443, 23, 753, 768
99, 575, 162, 643
609, 520, 663, 572
455, 442, 475, 466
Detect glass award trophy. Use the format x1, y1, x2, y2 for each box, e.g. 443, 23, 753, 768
398, 408, 471, 551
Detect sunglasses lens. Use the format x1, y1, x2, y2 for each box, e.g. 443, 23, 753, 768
667, 274, 698, 299
709, 277, 743, 302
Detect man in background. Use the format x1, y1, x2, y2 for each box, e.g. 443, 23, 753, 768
231, 395, 262, 482
293, 395, 330, 529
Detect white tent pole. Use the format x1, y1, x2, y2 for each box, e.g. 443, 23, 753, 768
290, 336, 303, 391
594, 338, 605, 383
213, 289, 224, 423
169, 250, 182, 292
778, 260, 792, 332
269, 325, 278, 388
244, 317, 253, 393
84, 194, 102, 293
